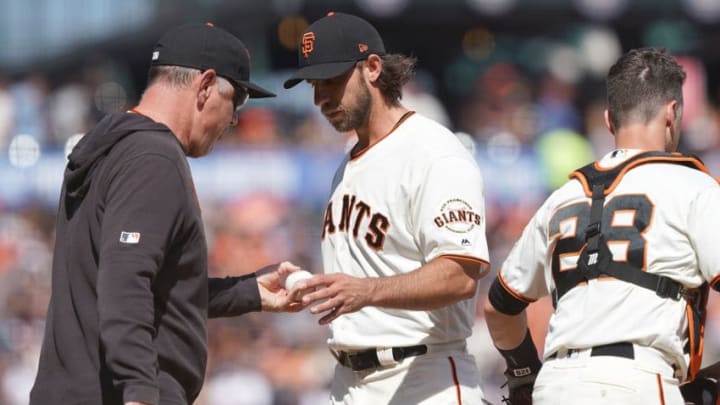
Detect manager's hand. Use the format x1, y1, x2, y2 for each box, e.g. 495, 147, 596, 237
256, 261, 309, 313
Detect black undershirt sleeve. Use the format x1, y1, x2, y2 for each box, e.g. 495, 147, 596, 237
488, 276, 529, 315
208, 274, 261, 317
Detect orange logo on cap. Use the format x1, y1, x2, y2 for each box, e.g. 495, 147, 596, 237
302, 32, 316, 59
358, 43, 368, 53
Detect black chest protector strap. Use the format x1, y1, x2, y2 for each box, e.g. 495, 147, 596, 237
554, 151, 708, 303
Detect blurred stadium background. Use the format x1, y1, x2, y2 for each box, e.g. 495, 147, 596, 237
3, 0, 720, 404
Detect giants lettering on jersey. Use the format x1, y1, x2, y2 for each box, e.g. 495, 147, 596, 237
322, 194, 390, 250
433, 198, 481, 233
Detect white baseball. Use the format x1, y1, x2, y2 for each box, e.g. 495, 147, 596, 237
284, 270, 313, 290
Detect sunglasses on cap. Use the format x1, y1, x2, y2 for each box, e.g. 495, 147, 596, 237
228, 84, 249, 127
201, 68, 250, 112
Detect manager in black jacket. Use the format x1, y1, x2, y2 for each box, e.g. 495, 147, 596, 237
30, 23, 303, 405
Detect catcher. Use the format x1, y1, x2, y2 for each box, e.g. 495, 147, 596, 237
484, 47, 720, 404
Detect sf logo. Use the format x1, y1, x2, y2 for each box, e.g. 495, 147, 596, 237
302, 32, 316, 58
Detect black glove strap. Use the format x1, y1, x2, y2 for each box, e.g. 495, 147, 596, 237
680, 377, 718, 405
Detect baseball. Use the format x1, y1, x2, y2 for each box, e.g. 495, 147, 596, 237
284, 270, 313, 290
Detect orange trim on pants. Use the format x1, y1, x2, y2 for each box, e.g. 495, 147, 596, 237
448, 356, 462, 404
656, 374, 665, 405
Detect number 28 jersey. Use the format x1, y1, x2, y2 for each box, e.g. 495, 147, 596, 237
498, 149, 720, 376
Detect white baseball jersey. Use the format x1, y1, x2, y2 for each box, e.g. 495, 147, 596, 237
499, 148, 720, 378
320, 112, 490, 350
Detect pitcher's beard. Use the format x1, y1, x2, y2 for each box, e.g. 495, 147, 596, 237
325, 80, 372, 133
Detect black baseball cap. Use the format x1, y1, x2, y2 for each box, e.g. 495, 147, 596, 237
152, 22, 275, 98
283, 12, 386, 89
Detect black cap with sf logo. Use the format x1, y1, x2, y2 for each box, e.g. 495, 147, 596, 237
152, 22, 275, 98
283, 12, 386, 89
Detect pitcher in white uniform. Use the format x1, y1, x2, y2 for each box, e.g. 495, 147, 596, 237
484, 47, 720, 405
284, 11, 491, 405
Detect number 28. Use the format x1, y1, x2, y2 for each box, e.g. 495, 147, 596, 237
548, 194, 654, 275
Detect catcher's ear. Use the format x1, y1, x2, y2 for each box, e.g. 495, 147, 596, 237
605, 109, 615, 135
666, 100, 682, 129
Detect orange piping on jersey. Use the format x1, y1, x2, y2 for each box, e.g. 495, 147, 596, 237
439, 254, 491, 278
350, 111, 415, 160
437, 254, 490, 267
656, 374, 665, 405
498, 272, 537, 304
569, 155, 710, 197
447, 356, 462, 405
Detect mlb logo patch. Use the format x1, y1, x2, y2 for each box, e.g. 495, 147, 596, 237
119, 231, 141, 244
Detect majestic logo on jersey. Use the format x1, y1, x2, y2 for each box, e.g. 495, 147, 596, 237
321, 194, 390, 250
433, 198, 482, 233
302, 32, 316, 58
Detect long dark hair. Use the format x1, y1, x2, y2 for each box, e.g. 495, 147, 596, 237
374, 53, 417, 107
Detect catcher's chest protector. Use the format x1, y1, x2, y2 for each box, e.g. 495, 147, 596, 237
559, 151, 710, 380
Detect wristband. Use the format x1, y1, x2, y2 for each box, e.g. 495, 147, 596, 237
498, 329, 542, 376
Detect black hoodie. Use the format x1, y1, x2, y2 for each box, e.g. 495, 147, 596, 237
30, 112, 262, 405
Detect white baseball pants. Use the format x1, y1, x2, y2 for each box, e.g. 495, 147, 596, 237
533, 346, 684, 405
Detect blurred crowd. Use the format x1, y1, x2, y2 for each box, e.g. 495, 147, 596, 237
4, 38, 720, 405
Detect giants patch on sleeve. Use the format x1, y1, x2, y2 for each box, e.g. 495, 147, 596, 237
433, 198, 482, 233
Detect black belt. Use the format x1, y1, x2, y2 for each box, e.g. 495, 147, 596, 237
334, 344, 428, 371
549, 342, 635, 360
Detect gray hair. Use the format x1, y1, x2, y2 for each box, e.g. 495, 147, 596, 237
147, 65, 200, 88
146, 65, 235, 98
